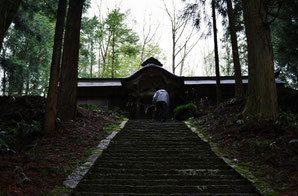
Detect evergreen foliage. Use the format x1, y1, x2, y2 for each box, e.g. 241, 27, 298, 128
173, 103, 197, 120
270, 0, 298, 89
0, 2, 165, 96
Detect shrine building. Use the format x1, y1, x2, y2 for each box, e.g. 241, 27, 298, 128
77, 57, 286, 118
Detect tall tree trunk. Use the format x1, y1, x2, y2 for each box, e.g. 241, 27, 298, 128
172, 30, 176, 74
43, 0, 67, 133
58, 0, 84, 121
179, 44, 187, 76
0, 0, 22, 52
98, 49, 101, 77
90, 38, 93, 78
25, 73, 29, 95
111, 34, 115, 78
226, 0, 244, 99
212, 0, 221, 104
101, 32, 111, 77
2, 69, 6, 95
2, 49, 7, 95
242, 0, 278, 119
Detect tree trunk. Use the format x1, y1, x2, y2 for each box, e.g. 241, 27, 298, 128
2, 49, 7, 95
172, 30, 176, 74
212, 0, 221, 104
98, 49, 101, 77
0, 0, 22, 52
90, 38, 93, 78
179, 44, 186, 76
43, 0, 67, 133
111, 34, 115, 78
2, 69, 6, 95
226, 0, 244, 99
242, 0, 278, 119
58, 0, 84, 121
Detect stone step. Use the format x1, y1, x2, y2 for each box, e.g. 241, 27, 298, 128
105, 146, 212, 150
110, 141, 206, 145
112, 137, 203, 141
95, 159, 225, 165
116, 132, 197, 135
102, 150, 214, 154
73, 193, 260, 196
88, 168, 236, 176
98, 156, 222, 162
80, 178, 249, 186
75, 184, 257, 194
85, 173, 241, 180
101, 153, 219, 159
92, 163, 231, 170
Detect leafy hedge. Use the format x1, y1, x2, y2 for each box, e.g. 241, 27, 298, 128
173, 103, 197, 120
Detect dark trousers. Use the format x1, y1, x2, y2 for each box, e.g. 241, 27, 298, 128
156, 101, 167, 121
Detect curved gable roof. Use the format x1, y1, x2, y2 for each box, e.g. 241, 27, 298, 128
122, 64, 181, 83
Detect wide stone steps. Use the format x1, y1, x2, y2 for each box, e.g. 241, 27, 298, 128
71, 120, 261, 195
74, 184, 256, 194
89, 168, 236, 175
82, 173, 243, 180
73, 193, 260, 196
90, 163, 231, 170
80, 179, 248, 186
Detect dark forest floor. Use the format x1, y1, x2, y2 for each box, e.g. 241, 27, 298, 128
0, 96, 120, 195
189, 98, 298, 196
0, 95, 297, 195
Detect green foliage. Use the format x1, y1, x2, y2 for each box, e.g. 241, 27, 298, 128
108, 106, 129, 119
187, 117, 207, 127
275, 111, 298, 131
80, 104, 102, 113
83, 147, 97, 157
250, 140, 270, 150
79, 16, 102, 78
104, 124, 119, 135
1, 2, 54, 96
14, 166, 31, 183
0, 119, 42, 152
28, 143, 38, 160
271, 0, 298, 89
234, 164, 278, 196
22, 120, 41, 137
47, 186, 72, 196
173, 103, 197, 120
80, 104, 128, 120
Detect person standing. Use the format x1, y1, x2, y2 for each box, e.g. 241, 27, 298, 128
152, 89, 169, 122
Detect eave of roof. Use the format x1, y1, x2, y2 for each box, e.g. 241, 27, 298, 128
77, 72, 286, 87
78, 78, 122, 87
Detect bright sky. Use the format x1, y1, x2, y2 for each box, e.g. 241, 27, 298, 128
85, 0, 222, 76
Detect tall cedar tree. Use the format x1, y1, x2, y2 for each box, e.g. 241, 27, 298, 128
0, 0, 22, 52
43, 0, 67, 133
212, 0, 221, 104
58, 0, 84, 121
226, 0, 244, 99
242, 0, 278, 119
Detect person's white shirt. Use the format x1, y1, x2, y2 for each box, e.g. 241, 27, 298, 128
152, 89, 169, 106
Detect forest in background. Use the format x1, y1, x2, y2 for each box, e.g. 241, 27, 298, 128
0, 0, 166, 97
0, 0, 297, 97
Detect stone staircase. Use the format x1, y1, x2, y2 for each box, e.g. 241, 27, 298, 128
72, 120, 261, 195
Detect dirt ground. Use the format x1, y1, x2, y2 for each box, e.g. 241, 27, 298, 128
0, 96, 119, 195
191, 98, 298, 195
0, 95, 297, 195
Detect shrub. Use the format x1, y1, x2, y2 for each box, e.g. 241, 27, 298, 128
80, 104, 102, 113
173, 103, 197, 120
